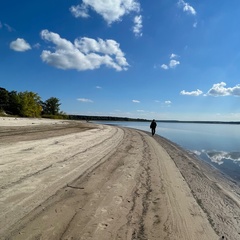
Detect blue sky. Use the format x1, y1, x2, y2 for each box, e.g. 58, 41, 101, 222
1, 0, 240, 121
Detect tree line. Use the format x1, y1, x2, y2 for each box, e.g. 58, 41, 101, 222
0, 87, 149, 121
68, 115, 149, 122
0, 87, 64, 118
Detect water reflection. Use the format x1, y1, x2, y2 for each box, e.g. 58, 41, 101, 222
204, 151, 240, 165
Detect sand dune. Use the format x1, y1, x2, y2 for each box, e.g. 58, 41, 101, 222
0, 118, 239, 239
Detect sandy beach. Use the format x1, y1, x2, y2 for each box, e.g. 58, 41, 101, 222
0, 118, 240, 239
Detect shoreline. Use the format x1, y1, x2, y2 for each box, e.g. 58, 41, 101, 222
151, 132, 240, 239
0, 118, 240, 239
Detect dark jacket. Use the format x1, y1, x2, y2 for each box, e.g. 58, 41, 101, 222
150, 121, 157, 129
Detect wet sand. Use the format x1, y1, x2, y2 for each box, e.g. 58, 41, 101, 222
0, 117, 240, 239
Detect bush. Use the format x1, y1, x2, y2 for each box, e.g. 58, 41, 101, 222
41, 114, 69, 120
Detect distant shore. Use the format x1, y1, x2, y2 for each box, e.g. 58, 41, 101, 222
1, 115, 240, 125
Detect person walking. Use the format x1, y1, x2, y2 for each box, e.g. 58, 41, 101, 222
150, 119, 157, 136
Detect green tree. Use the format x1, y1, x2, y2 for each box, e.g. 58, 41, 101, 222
0, 87, 9, 111
18, 91, 42, 117
6, 91, 42, 117
19, 91, 41, 117
42, 97, 61, 115
7, 91, 21, 115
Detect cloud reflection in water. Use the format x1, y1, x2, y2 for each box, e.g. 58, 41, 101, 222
202, 151, 240, 165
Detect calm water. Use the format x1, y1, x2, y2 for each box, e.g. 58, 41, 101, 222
96, 121, 240, 182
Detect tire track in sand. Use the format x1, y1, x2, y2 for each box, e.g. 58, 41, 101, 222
0, 124, 124, 238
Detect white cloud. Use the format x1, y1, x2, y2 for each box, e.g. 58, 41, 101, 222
183, 4, 196, 15
132, 100, 140, 103
70, 4, 89, 18
206, 82, 240, 97
180, 89, 203, 96
170, 53, 179, 59
40, 30, 129, 71
4, 23, 15, 32
10, 38, 31, 52
161, 64, 169, 70
0, 22, 15, 31
70, 0, 140, 25
137, 110, 145, 112
133, 15, 143, 37
165, 100, 171, 105
178, 0, 196, 15
161, 54, 180, 70
193, 21, 198, 28
96, 86, 102, 89
169, 59, 180, 68
181, 83, 240, 98
77, 98, 93, 103
33, 43, 41, 49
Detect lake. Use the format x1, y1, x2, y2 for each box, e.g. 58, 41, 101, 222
96, 121, 240, 182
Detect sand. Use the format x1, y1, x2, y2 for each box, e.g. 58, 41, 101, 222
0, 117, 240, 239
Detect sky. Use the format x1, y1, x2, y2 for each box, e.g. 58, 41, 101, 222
1, 0, 240, 121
